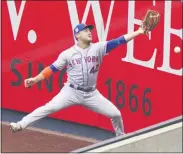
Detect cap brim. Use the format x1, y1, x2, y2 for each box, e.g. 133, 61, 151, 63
85, 25, 94, 31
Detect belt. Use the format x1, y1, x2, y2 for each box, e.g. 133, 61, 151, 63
69, 84, 96, 92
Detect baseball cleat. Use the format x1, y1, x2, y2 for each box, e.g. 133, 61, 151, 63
10, 122, 22, 132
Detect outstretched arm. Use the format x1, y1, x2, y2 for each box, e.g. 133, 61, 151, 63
24, 65, 59, 87
24, 52, 66, 88
123, 28, 144, 42
34, 64, 59, 82
106, 27, 144, 53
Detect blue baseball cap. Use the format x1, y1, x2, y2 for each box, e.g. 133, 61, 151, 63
74, 23, 94, 35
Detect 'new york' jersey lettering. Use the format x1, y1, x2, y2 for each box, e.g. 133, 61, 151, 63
52, 41, 107, 87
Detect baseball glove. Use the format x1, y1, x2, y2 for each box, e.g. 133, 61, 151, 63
141, 10, 160, 35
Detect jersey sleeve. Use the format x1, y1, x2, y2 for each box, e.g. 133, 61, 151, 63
97, 36, 127, 58
97, 41, 108, 58
51, 52, 67, 72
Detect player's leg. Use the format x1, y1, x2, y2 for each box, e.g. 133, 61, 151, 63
83, 89, 125, 136
10, 85, 79, 132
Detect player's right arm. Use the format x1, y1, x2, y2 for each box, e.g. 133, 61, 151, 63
24, 52, 67, 88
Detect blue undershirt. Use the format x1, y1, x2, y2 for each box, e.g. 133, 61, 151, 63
106, 36, 127, 53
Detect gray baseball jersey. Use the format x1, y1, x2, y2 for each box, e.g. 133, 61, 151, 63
52, 41, 107, 87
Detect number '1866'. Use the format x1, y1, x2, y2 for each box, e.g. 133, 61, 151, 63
105, 78, 152, 116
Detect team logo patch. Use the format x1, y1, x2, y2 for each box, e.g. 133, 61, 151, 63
75, 28, 79, 33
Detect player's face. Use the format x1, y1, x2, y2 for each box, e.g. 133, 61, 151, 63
77, 28, 92, 43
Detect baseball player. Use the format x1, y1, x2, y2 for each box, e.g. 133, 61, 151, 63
10, 23, 146, 136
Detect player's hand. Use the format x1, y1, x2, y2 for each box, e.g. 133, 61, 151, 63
24, 78, 36, 88
138, 26, 146, 35
138, 26, 149, 37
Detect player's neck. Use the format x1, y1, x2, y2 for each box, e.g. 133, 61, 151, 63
77, 41, 90, 49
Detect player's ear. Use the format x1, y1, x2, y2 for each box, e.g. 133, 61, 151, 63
75, 33, 80, 40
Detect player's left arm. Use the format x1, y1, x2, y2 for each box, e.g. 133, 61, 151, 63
106, 28, 144, 53
33, 52, 67, 82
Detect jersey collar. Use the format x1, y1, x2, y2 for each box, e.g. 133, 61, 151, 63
74, 43, 92, 52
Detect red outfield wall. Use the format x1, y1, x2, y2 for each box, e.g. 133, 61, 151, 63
2, 0, 182, 133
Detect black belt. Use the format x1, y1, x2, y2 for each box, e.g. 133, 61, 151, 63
69, 84, 96, 92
